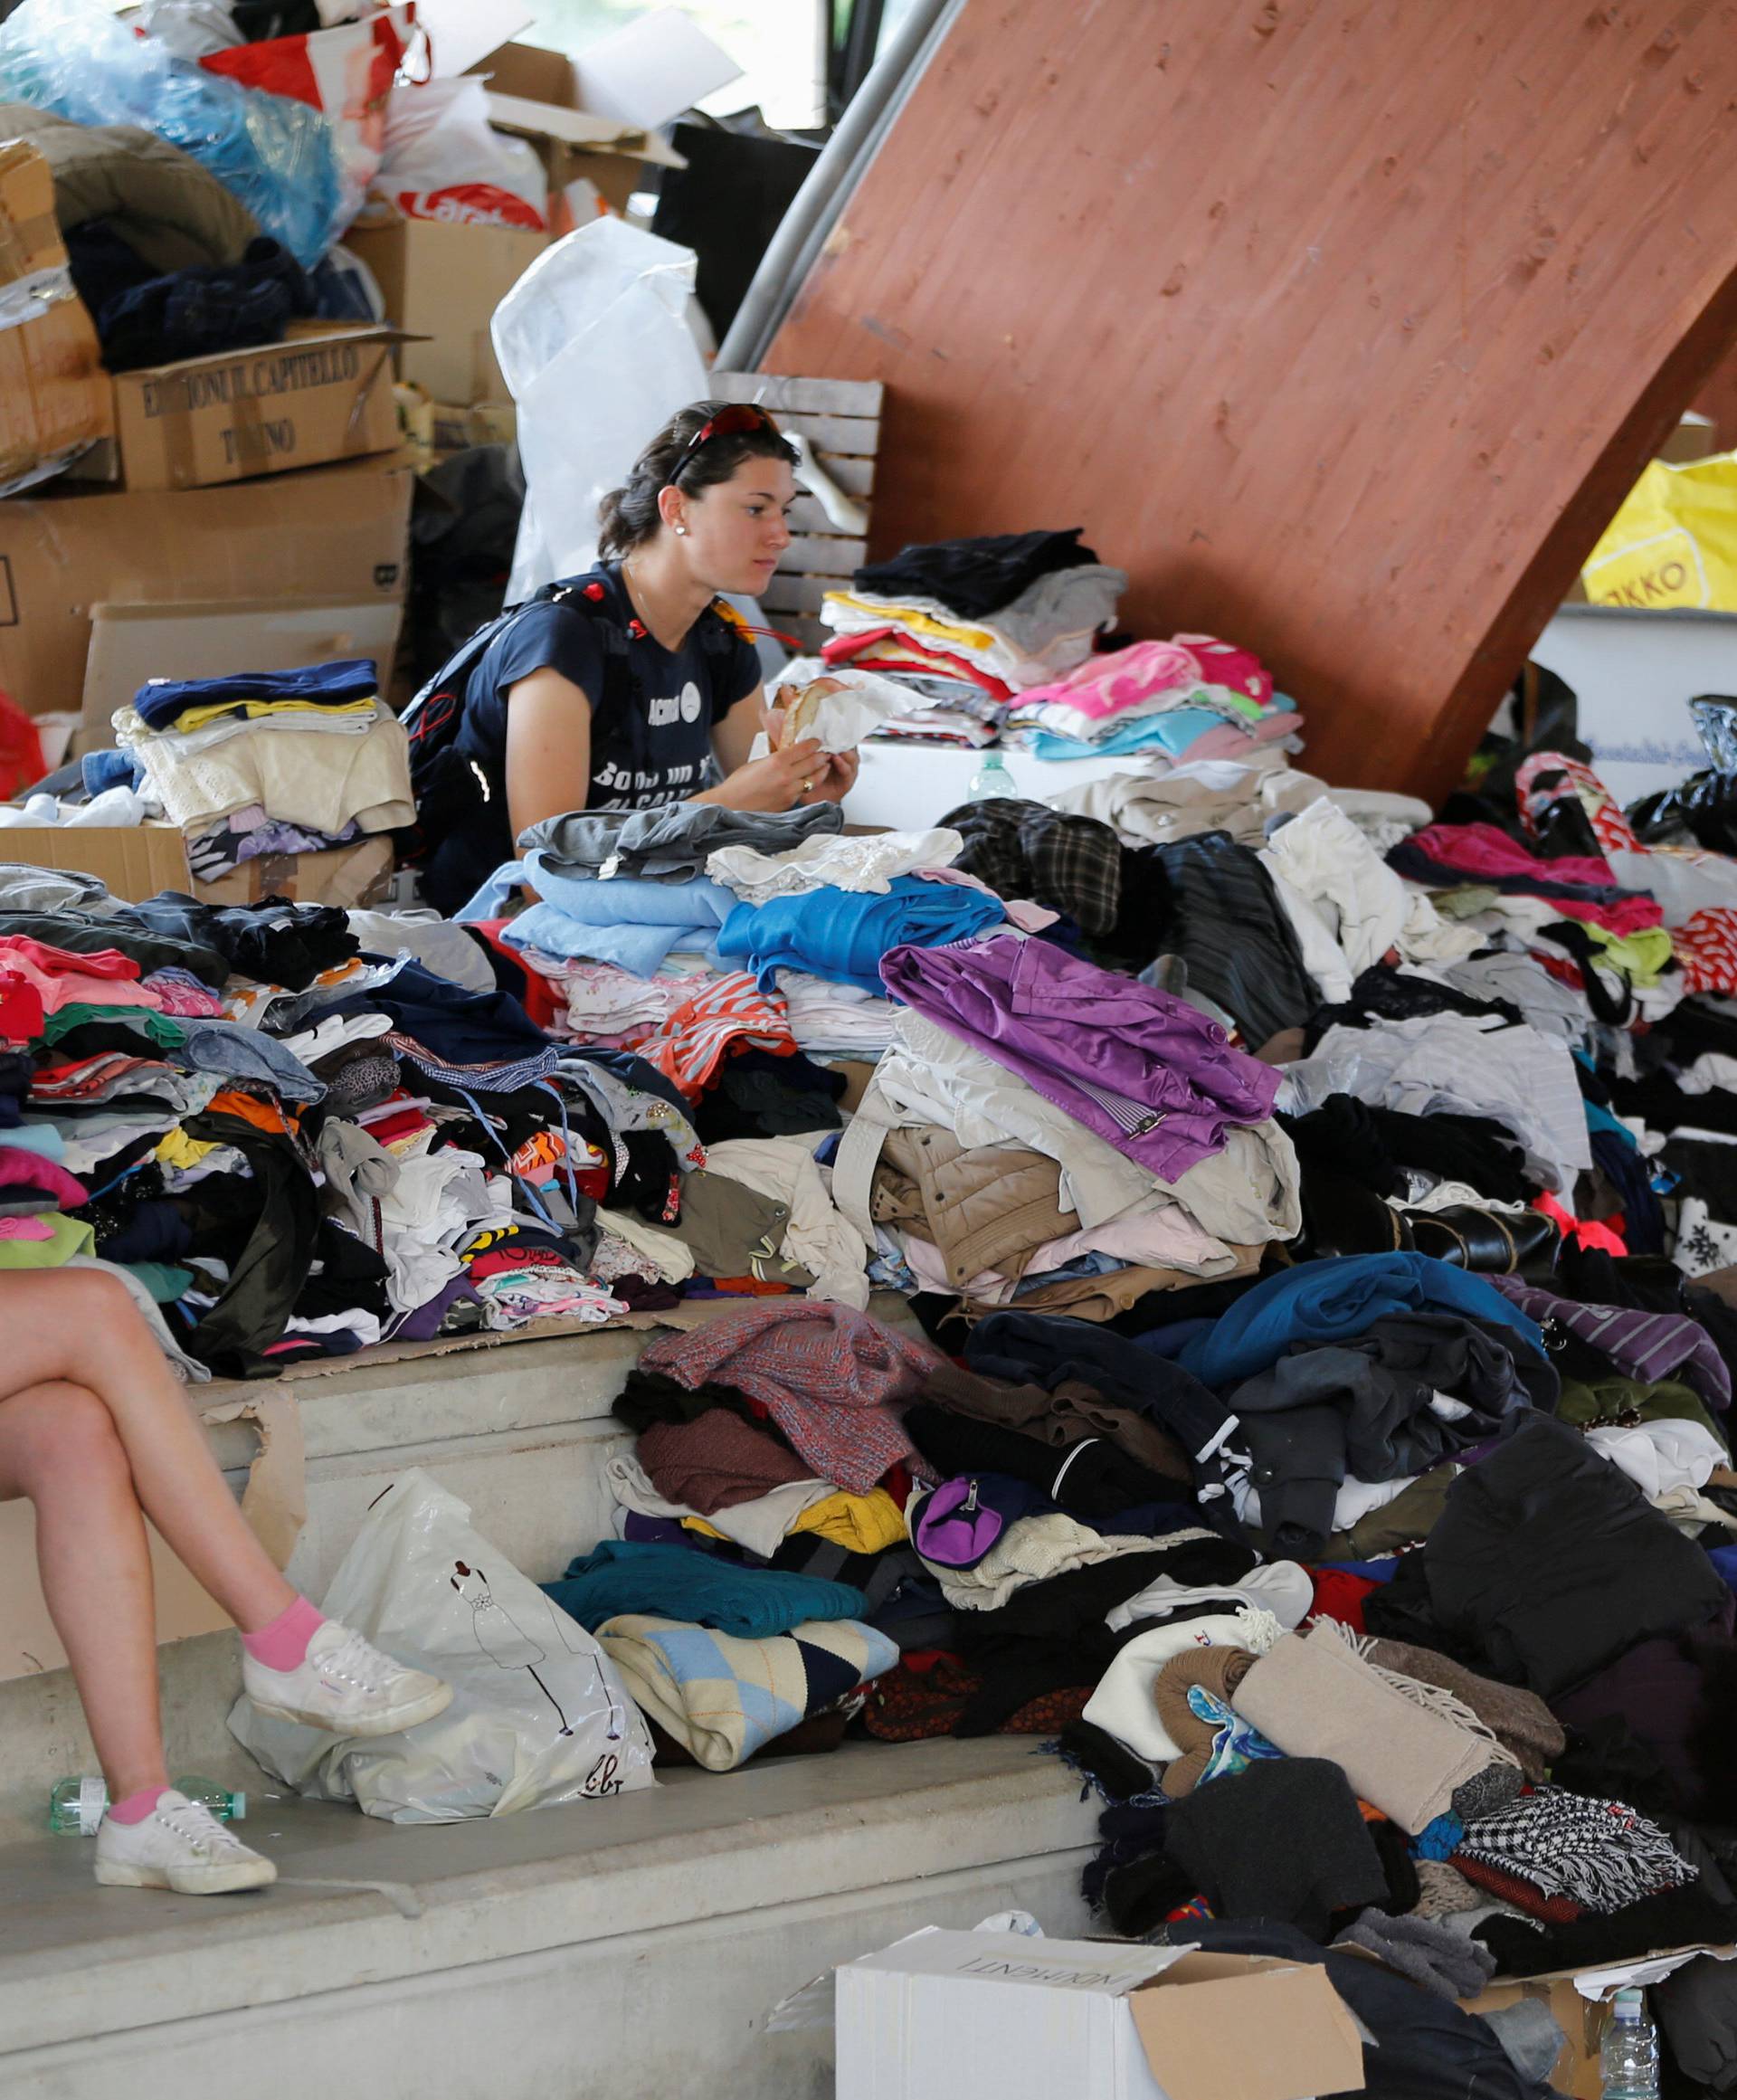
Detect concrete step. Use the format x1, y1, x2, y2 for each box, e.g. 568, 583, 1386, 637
2, 1328, 649, 1836
0, 1735, 1098, 2100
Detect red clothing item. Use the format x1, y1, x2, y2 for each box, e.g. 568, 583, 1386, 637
1306, 1569, 1380, 1634
471, 918, 565, 1032
0, 981, 43, 1042
1408, 822, 1620, 893
0, 936, 140, 981
637, 973, 798, 1102
1534, 1192, 1627, 1256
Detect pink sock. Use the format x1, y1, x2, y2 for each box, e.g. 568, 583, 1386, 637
108, 1785, 170, 1825
241, 1595, 326, 1673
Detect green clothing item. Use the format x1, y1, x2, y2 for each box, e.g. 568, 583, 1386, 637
123, 1260, 195, 1305
1555, 1375, 1725, 1444
1582, 923, 1675, 988
40, 1005, 189, 1050
0, 1212, 95, 1267
1323, 1464, 1461, 1561
1431, 885, 1502, 920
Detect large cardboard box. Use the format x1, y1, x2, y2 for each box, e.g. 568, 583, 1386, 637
0, 139, 113, 497
835, 1930, 1366, 2100
473, 40, 687, 216
0, 450, 414, 717
81, 594, 406, 746
1463, 1946, 1737, 2099
0, 824, 394, 906
346, 217, 546, 406
109, 323, 404, 492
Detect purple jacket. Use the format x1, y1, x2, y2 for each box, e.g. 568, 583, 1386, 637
880, 933, 1280, 1180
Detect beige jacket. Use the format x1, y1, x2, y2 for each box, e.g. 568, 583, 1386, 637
870, 1124, 1077, 1288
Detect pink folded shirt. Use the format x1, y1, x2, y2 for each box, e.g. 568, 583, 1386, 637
1015, 640, 1205, 721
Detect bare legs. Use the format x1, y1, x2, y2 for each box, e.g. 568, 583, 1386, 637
0, 1382, 167, 1799
0, 1269, 301, 1795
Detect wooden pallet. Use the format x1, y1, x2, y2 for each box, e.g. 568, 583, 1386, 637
710, 372, 881, 652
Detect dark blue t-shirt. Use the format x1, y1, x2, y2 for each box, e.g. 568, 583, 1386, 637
422, 564, 763, 914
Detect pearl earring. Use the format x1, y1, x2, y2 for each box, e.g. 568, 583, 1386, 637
674, 525, 688, 537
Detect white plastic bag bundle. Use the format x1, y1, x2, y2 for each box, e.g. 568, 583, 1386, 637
756, 660, 925, 756
229, 1468, 655, 1821
495, 216, 711, 600
372, 76, 549, 229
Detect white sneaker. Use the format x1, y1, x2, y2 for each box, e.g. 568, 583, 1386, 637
94, 1791, 277, 1896
242, 1620, 453, 1738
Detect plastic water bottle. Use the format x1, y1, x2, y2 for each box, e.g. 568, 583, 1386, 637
47, 1776, 109, 1837
48, 1774, 246, 1835
968, 753, 1018, 803
1600, 1986, 1660, 2098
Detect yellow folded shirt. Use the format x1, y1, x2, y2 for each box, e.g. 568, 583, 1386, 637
791, 1487, 906, 1554
171, 697, 380, 733
823, 588, 1000, 655
682, 1487, 907, 1555
154, 1128, 217, 1171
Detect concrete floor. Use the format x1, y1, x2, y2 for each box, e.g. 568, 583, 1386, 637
0, 1735, 1098, 2099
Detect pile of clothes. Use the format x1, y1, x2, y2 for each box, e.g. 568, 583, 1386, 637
1003, 633, 1305, 765
818, 529, 1127, 747
21, 518, 1737, 2082
108, 660, 413, 881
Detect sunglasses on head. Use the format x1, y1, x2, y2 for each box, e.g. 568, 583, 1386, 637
672, 402, 781, 473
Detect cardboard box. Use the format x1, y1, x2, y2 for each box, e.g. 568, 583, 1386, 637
81, 594, 407, 747
0, 140, 113, 498
1463, 1946, 1737, 2098
0, 822, 189, 901
109, 323, 404, 492
0, 450, 414, 717
473, 41, 687, 216
431, 399, 518, 454
0, 824, 394, 907
192, 833, 394, 907
346, 217, 546, 405
1659, 410, 1720, 465
835, 1929, 1365, 2100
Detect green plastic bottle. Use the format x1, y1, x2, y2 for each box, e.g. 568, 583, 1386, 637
48, 1774, 246, 1835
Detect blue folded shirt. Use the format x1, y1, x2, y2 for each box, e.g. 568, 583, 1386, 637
718, 875, 1004, 995
133, 656, 379, 729
500, 856, 736, 976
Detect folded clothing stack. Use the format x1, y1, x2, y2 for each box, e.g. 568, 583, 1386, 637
1003, 634, 1305, 765
819, 529, 1126, 747
113, 658, 413, 876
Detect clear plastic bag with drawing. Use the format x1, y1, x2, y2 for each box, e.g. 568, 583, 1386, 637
230, 1468, 656, 1821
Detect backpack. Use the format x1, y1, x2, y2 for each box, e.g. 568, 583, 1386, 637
395, 578, 749, 866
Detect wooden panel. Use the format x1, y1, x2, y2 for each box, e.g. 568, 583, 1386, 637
760, 573, 853, 615
772, 535, 868, 575
745, 410, 878, 455
710, 372, 884, 416
766, 0, 1737, 802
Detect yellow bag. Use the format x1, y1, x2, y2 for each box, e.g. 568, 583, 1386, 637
1581, 451, 1737, 611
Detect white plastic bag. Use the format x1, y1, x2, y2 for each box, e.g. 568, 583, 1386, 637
372, 76, 548, 229
757, 660, 924, 755
496, 216, 712, 599
228, 1468, 656, 1821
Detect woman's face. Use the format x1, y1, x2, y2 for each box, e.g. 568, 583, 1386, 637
681, 453, 797, 595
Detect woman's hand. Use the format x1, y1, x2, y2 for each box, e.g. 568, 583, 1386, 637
697, 736, 827, 812
798, 747, 860, 805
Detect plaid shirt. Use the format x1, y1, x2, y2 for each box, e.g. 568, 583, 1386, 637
943, 797, 1123, 934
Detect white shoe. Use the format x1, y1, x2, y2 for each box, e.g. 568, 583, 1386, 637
242, 1620, 453, 1738
94, 1791, 277, 1896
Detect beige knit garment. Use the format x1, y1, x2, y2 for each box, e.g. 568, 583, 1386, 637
1232, 1622, 1518, 1834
